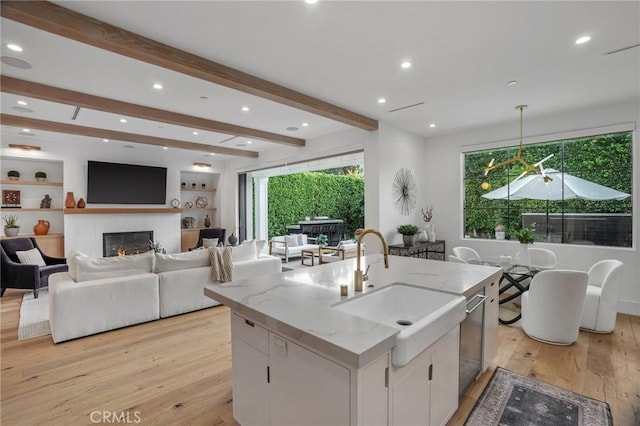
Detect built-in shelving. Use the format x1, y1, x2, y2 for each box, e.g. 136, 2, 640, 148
0, 208, 64, 212
0, 179, 63, 187
64, 208, 183, 214
181, 187, 217, 192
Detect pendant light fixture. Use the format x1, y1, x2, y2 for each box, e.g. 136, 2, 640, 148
483, 105, 554, 184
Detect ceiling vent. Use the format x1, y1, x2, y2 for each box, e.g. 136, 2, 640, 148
71, 106, 81, 120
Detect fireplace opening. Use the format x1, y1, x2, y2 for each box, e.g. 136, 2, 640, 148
103, 231, 153, 257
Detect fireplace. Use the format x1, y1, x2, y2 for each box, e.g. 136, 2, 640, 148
103, 231, 153, 257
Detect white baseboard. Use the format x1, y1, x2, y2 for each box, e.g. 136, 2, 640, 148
618, 299, 640, 317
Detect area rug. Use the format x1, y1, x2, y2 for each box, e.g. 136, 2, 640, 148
18, 290, 51, 340
465, 367, 612, 426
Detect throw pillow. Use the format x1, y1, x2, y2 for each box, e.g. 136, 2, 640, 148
202, 238, 219, 248
15, 248, 46, 266
232, 240, 256, 262
285, 235, 299, 248
154, 250, 211, 273
297, 234, 308, 246
67, 249, 90, 281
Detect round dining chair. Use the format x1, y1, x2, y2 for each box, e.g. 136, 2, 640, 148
527, 247, 557, 269
452, 247, 480, 263
580, 259, 624, 333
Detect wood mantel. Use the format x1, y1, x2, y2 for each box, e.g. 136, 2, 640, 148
64, 208, 183, 214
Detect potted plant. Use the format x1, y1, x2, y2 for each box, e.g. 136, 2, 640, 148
495, 224, 506, 240
35, 171, 47, 182
7, 170, 20, 181
513, 224, 536, 244
397, 224, 419, 246
3, 214, 20, 237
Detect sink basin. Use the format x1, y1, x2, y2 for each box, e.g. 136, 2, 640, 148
333, 283, 466, 367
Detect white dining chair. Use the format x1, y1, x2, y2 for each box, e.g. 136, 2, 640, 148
521, 270, 588, 345
448, 255, 467, 264
580, 259, 624, 333
527, 248, 557, 269
452, 247, 480, 263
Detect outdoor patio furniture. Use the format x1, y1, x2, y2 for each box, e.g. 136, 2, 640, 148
269, 234, 319, 263
319, 240, 363, 264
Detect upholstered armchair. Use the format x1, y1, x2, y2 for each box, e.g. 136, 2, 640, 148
521, 269, 588, 345
189, 228, 226, 251
1, 237, 68, 298
580, 259, 624, 333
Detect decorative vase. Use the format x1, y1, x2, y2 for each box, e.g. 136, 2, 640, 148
33, 220, 50, 235
517, 244, 531, 266
36, 177, 45, 183
77, 198, 86, 208
204, 215, 211, 228
428, 232, 436, 242
65, 192, 76, 208
416, 230, 428, 242
191, 183, 196, 189
228, 233, 238, 245
402, 234, 415, 246
201, 183, 206, 189
4, 227, 19, 237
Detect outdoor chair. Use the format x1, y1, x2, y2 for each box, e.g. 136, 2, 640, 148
319, 240, 363, 264
580, 259, 624, 333
521, 270, 588, 345
1, 237, 68, 298
452, 247, 480, 263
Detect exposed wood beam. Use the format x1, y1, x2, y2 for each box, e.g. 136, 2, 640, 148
1, 76, 305, 148
0, 114, 259, 158
1, 1, 379, 131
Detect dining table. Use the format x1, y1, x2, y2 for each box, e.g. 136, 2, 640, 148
468, 257, 547, 324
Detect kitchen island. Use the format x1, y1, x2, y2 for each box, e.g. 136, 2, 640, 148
205, 254, 501, 426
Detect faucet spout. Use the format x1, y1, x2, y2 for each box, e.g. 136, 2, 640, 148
354, 228, 389, 291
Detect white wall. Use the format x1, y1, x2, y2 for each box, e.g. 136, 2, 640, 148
423, 99, 640, 315
1, 135, 225, 257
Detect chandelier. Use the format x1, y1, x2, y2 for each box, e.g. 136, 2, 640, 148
483, 105, 553, 184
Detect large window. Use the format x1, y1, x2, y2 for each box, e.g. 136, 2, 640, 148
464, 131, 633, 247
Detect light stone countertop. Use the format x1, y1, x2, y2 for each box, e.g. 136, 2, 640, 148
204, 254, 502, 368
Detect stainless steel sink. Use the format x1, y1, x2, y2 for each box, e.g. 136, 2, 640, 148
333, 283, 466, 367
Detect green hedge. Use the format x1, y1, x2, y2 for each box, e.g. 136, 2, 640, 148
267, 172, 364, 239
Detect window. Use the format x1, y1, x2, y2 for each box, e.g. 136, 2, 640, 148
464, 131, 633, 247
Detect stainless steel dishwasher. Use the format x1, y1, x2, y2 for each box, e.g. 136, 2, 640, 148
459, 289, 487, 397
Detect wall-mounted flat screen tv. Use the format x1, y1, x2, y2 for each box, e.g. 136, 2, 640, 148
87, 161, 167, 204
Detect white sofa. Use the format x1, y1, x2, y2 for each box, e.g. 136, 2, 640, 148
49, 244, 281, 343
269, 234, 319, 263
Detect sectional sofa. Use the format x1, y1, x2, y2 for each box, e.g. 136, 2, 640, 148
48, 242, 281, 343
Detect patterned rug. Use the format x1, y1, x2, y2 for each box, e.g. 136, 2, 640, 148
465, 367, 612, 426
18, 289, 51, 340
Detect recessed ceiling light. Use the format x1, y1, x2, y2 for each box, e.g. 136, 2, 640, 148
429, 123, 437, 128
200, 96, 208, 100
247, 140, 253, 144
401, 61, 412, 69
0, 57, 32, 69
22, 128, 30, 132
302, 122, 309, 127
507, 80, 518, 86
575, 36, 591, 45
102, 139, 109, 142
120, 118, 127, 123
163, 147, 168, 150
192, 131, 199, 135
286, 126, 299, 132
378, 98, 387, 104
241, 106, 250, 112
152, 83, 163, 90
305, 0, 318, 4
17, 100, 28, 106
7, 44, 23, 52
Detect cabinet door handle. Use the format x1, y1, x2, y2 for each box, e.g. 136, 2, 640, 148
245, 319, 255, 327
385, 367, 389, 388
267, 366, 270, 384
428, 363, 433, 381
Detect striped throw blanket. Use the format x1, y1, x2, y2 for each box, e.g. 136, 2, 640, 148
208, 246, 233, 283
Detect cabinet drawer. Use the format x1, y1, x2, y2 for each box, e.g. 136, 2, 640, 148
231, 313, 269, 355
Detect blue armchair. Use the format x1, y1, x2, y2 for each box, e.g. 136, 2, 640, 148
1, 237, 68, 298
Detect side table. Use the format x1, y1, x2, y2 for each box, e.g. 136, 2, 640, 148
388, 240, 446, 261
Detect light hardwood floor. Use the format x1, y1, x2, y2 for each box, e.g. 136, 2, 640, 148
1, 289, 639, 425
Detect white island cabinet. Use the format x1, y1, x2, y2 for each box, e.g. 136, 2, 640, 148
231, 311, 459, 426
205, 255, 502, 426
